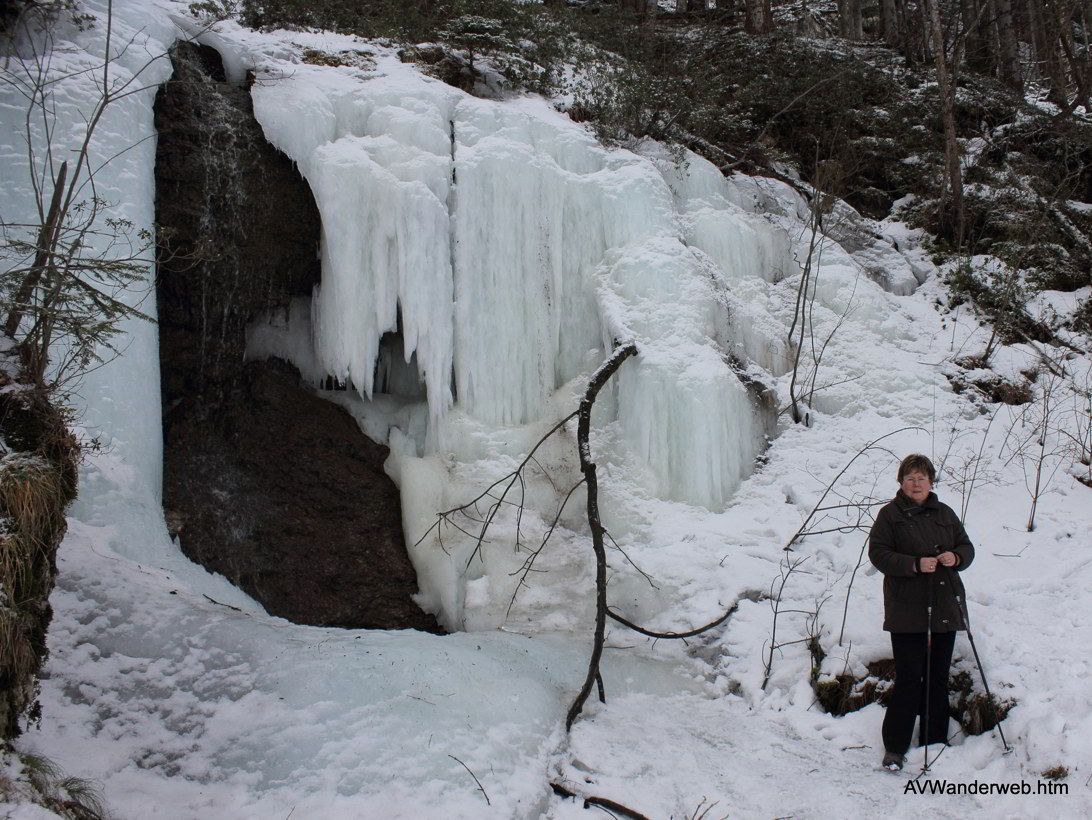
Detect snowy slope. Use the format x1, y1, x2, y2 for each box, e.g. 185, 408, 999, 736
1, 1, 1091, 818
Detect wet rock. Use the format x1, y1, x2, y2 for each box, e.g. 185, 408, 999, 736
166, 360, 439, 630
155, 42, 438, 632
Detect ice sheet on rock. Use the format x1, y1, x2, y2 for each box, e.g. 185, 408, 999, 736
170, 14, 253, 83
685, 205, 796, 285
820, 198, 923, 295
595, 237, 766, 511
449, 103, 673, 425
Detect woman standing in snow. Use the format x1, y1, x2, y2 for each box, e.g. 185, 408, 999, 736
869, 453, 974, 771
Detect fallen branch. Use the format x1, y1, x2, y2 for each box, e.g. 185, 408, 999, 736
550, 782, 653, 820
784, 426, 922, 550
413, 409, 579, 563
606, 601, 739, 640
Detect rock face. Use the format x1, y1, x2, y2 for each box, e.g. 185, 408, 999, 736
154, 42, 439, 631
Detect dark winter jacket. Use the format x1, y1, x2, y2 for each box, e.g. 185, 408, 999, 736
869, 491, 975, 633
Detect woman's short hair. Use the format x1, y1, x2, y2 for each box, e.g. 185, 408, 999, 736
897, 453, 936, 483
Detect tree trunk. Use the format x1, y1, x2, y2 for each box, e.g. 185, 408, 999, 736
839, 0, 864, 39
619, 0, 657, 20
961, 0, 991, 72
925, 0, 965, 243
1058, 0, 1092, 111
906, 0, 930, 65
745, 0, 774, 34
991, 0, 1023, 93
4, 162, 67, 341
566, 342, 638, 731
1030, 0, 1070, 106
880, 0, 902, 49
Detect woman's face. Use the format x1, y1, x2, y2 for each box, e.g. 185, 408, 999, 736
900, 470, 932, 504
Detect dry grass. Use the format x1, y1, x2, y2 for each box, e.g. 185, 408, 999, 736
0, 389, 80, 740
0, 454, 69, 738
0, 750, 111, 820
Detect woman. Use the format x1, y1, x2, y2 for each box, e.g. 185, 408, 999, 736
869, 454, 974, 771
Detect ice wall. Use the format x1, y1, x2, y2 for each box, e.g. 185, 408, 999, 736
250, 55, 794, 520
250, 56, 786, 506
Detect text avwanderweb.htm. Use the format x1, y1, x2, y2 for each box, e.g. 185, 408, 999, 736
904, 779, 1068, 796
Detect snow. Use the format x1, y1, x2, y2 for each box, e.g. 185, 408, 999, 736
1, 1, 1091, 818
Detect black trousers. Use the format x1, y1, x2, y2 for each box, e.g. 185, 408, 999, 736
882, 630, 956, 754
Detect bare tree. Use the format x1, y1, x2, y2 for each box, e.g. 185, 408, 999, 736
761, 554, 811, 690
744, 0, 774, 34
838, 0, 865, 40
1002, 361, 1068, 531
924, 0, 968, 243
991, 0, 1023, 93
1, 0, 178, 393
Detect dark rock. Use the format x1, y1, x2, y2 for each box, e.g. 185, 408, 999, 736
154, 41, 318, 402
166, 360, 439, 630
155, 42, 439, 632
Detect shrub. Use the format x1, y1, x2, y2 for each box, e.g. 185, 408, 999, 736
0, 390, 78, 739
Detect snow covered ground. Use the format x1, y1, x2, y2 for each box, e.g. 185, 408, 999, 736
2, 1, 1091, 818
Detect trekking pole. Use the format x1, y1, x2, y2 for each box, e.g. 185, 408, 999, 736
923, 567, 934, 773
956, 593, 1013, 754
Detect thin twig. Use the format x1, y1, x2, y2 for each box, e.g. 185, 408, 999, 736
448, 755, 490, 806
785, 427, 923, 550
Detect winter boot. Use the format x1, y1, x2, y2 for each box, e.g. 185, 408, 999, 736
882, 751, 905, 771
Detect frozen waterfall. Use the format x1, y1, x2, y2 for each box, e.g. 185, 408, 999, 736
248, 57, 794, 517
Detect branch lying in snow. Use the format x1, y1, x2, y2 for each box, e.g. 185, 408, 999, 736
550, 782, 653, 820
414, 341, 642, 733
606, 600, 739, 640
